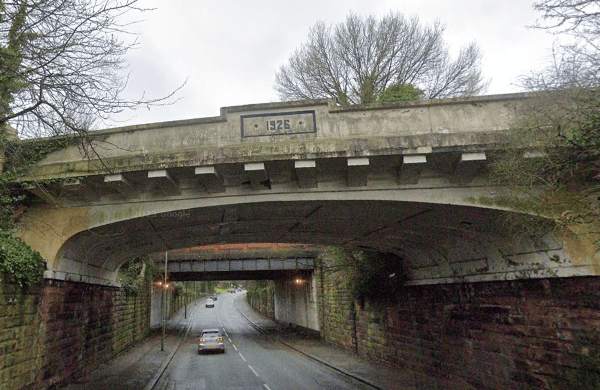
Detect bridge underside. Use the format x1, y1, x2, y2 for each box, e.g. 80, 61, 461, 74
52, 198, 578, 287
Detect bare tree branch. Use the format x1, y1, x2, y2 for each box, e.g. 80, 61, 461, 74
492, 0, 600, 244
0, 0, 185, 139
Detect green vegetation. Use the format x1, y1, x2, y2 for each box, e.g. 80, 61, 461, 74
377, 83, 423, 103
0, 133, 87, 295
246, 280, 274, 302
320, 247, 404, 306
0, 232, 45, 290
0, 133, 83, 233
171, 282, 185, 297
0, 0, 182, 290
491, 0, 600, 246
118, 255, 157, 296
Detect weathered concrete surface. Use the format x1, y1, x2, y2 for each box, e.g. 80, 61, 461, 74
274, 276, 320, 332
13, 93, 599, 287
24, 94, 517, 179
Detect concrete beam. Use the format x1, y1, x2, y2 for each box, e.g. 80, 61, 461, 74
61, 178, 83, 195
244, 162, 270, 190
452, 152, 486, 183
398, 155, 427, 184
347, 157, 369, 187
195, 166, 225, 193
295, 160, 317, 188
25, 183, 57, 202
60, 178, 98, 202
27, 178, 96, 203
148, 169, 180, 196
104, 174, 137, 198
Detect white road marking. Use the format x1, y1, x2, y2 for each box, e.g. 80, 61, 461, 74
248, 365, 259, 377
232, 344, 238, 351
239, 352, 246, 361
264, 384, 273, 390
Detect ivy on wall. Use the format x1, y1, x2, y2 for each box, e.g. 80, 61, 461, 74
0, 128, 83, 291
247, 281, 274, 302
0, 232, 45, 290
0, 130, 81, 230
118, 256, 158, 296
320, 247, 405, 306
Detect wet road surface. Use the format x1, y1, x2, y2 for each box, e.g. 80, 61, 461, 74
153, 291, 373, 390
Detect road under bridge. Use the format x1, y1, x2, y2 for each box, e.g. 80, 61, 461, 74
5, 93, 599, 390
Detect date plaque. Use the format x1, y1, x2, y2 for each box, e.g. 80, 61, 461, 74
241, 110, 316, 137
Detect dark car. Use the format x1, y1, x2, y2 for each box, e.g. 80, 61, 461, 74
198, 328, 225, 354
212, 294, 217, 301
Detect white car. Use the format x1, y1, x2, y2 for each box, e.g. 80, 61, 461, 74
198, 329, 225, 354
205, 298, 214, 308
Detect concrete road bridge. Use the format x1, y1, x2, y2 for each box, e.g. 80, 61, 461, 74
8, 93, 600, 390
15, 93, 597, 287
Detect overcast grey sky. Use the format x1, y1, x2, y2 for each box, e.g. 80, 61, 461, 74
111, 0, 557, 127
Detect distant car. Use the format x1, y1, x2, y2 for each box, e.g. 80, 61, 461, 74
212, 294, 217, 301
205, 298, 214, 308
198, 328, 225, 354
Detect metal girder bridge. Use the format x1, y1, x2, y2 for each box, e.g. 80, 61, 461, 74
156, 257, 315, 281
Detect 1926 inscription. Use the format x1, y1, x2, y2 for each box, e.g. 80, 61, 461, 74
267, 119, 290, 131
241, 110, 316, 137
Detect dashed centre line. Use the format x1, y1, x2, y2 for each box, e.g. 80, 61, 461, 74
248, 365, 259, 377
219, 295, 273, 390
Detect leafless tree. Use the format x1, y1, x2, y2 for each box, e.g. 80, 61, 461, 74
0, 0, 184, 140
274, 11, 487, 105
528, 0, 600, 89
533, 0, 600, 36
492, 0, 600, 243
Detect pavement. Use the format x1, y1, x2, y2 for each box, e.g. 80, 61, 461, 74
57, 292, 415, 390
233, 294, 417, 390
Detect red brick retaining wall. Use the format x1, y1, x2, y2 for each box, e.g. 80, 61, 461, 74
0, 279, 151, 390
320, 271, 600, 390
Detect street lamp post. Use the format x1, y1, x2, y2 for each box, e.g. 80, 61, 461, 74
161, 251, 168, 351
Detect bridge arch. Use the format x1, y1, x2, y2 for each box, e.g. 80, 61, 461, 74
49, 196, 570, 286
13, 93, 596, 286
